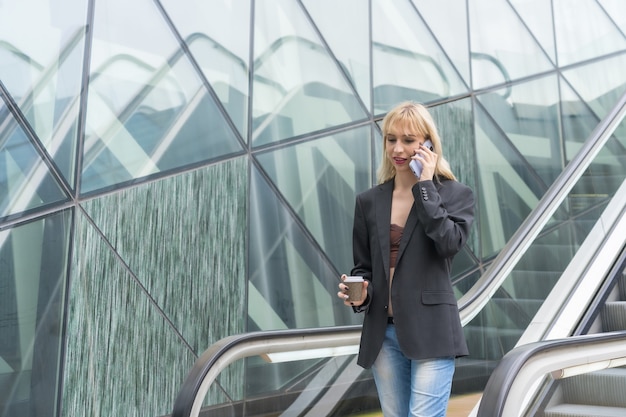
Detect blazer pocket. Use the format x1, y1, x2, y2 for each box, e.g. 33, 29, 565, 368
422, 291, 458, 305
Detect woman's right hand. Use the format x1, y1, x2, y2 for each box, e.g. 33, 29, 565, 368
337, 274, 368, 307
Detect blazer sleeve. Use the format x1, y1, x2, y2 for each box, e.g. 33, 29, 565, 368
350, 194, 373, 313
413, 179, 475, 258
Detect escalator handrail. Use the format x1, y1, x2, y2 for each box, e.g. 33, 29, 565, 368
476, 330, 626, 417
457, 89, 626, 326
171, 325, 362, 417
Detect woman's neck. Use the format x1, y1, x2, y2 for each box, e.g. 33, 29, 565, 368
394, 171, 418, 191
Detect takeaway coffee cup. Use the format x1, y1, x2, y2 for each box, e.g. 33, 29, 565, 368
344, 276, 364, 302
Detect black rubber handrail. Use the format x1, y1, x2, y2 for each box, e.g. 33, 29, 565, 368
171, 325, 361, 417
477, 330, 626, 417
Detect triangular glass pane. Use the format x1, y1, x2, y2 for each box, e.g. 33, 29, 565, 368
553, 0, 626, 66
252, 0, 367, 146
559, 74, 616, 162
427, 99, 480, 257
81, 0, 243, 194
372, 0, 468, 113
302, 0, 371, 109
562, 54, 626, 124
0, 210, 71, 414
161, 0, 251, 138
410, 0, 472, 87
255, 126, 373, 274
598, 0, 626, 31
0, 101, 67, 220
469, 0, 554, 90
249, 165, 361, 330
509, 0, 557, 63
81, 158, 247, 357
67, 211, 218, 414
474, 104, 545, 257
477, 75, 565, 186
0, 0, 88, 187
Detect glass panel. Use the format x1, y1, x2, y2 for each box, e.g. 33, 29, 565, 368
469, 0, 554, 90
428, 99, 480, 257
553, 0, 626, 67
186, 353, 379, 416
0, 210, 71, 417
161, 0, 251, 138
302, 0, 371, 109
474, 103, 544, 258
248, 165, 361, 330
81, 0, 243, 194
599, 0, 626, 31
410, 0, 471, 86
372, 0, 468, 113
478, 74, 565, 186
509, 0, 557, 64
255, 126, 373, 274
63, 210, 204, 416
462, 114, 626, 394
80, 158, 247, 356
562, 53, 626, 125
0, 101, 68, 221
0, 0, 87, 186
252, 0, 367, 146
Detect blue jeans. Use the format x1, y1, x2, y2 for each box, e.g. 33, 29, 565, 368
371, 324, 455, 417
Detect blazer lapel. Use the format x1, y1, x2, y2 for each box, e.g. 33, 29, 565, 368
375, 180, 394, 282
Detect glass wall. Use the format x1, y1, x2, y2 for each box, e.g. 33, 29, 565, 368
1, 0, 625, 416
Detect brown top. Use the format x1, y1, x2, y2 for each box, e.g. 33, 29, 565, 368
390, 223, 403, 268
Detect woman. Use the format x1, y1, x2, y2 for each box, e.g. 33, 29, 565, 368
337, 101, 474, 417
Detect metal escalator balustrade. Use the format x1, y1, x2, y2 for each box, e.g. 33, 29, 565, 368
470, 91, 626, 416
477, 247, 626, 417
171, 326, 364, 417
170, 91, 626, 417
455, 89, 626, 392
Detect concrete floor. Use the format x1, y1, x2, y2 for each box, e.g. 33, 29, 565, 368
446, 392, 482, 416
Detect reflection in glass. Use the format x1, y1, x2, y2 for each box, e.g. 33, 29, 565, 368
474, 104, 543, 258
0, 102, 67, 220
553, 0, 626, 67
248, 165, 361, 331
255, 126, 372, 274
562, 53, 626, 125
161, 0, 251, 138
428, 99, 480, 256
463, 126, 625, 394
478, 75, 565, 185
244, 355, 378, 415
509, 0, 556, 63
0, 0, 87, 186
252, 0, 367, 146
302, 0, 371, 109
410, 0, 471, 86
81, 0, 242, 194
469, 0, 553, 90
0, 210, 71, 417
372, 0, 467, 113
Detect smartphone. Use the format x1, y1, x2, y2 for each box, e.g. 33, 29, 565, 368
409, 140, 433, 178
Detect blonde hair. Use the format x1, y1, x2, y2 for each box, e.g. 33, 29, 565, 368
377, 101, 457, 184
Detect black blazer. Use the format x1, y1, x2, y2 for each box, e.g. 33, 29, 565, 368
351, 177, 474, 368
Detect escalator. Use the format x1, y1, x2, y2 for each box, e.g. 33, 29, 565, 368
169, 91, 626, 416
